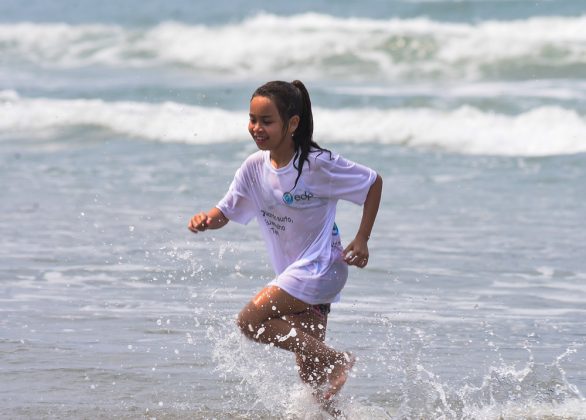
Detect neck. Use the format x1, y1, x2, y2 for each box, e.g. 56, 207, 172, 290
270, 139, 296, 169
270, 149, 295, 169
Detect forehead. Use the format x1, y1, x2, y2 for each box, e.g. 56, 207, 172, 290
249, 95, 279, 116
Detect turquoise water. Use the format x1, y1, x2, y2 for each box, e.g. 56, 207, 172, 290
1, 1, 585, 418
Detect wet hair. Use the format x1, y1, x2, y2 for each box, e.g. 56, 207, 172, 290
251, 80, 330, 190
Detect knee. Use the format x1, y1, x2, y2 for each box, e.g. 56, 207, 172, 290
236, 308, 256, 339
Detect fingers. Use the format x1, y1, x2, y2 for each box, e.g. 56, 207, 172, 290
343, 239, 370, 269
356, 257, 369, 268
188, 212, 209, 233
343, 250, 369, 268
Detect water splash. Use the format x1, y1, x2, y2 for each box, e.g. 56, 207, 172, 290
206, 321, 330, 418
205, 314, 585, 419
387, 324, 585, 420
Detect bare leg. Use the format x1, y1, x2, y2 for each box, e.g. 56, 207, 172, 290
284, 308, 346, 417
283, 307, 328, 387
237, 286, 353, 399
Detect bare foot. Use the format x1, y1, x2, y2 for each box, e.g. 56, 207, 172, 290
323, 352, 356, 400
312, 390, 343, 418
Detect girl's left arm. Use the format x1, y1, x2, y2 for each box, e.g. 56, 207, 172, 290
343, 174, 383, 268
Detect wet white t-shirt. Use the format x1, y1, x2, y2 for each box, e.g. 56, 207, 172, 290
216, 149, 377, 304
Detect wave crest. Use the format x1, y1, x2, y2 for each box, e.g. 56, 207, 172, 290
2, 92, 585, 156
2, 13, 586, 80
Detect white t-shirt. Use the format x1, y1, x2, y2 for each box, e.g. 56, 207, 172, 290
216, 149, 377, 304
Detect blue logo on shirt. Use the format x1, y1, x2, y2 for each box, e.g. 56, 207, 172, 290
283, 191, 314, 205
332, 223, 339, 236
282, 192, 294, 204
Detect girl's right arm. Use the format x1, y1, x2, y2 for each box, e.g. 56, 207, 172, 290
188, 207, 229, 233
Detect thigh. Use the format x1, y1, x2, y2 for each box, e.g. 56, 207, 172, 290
283, 306, 329, 342
238, 285, 312, 327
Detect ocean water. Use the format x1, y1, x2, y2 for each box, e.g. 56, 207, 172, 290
1, 0, 585, 418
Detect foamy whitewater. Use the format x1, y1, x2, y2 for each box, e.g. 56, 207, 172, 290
1, 0, 585, 418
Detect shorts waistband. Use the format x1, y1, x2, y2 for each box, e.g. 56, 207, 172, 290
310, 303, 331, 317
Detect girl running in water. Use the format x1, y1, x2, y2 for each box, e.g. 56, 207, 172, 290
188, 80, 382, 405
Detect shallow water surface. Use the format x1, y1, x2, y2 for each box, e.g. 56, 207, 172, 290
1, 0, 586, 418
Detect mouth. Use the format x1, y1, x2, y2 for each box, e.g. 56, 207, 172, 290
253, 135, 268, 144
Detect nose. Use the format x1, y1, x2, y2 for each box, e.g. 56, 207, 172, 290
250, 121, 262, 134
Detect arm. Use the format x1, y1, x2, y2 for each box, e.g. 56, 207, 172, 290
188, 207, 229, 233
343, 174, 382, 268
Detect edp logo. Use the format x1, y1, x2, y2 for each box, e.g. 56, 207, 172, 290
282, 191, 314, 205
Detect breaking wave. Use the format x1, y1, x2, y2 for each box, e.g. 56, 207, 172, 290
2, 13, 586, 80
2, 90, 585, 156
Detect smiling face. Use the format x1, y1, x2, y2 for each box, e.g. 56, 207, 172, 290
248, 95, 298, 164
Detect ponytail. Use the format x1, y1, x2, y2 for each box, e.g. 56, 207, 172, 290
251, 80, 330, 190
290, 80, 313, 152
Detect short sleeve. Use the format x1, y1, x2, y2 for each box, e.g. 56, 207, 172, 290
216, 166, 257, 225
315, 153, 377, 205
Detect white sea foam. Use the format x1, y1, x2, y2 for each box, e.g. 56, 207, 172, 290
1, 13, 586, 79
2, 92, 585, 156
332, 80, 586, 101
0, 91, 243, 143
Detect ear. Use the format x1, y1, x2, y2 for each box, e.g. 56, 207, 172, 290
288, 115, 300, 135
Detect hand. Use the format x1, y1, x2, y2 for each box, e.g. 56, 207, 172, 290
188, 211, 212, 233
343, 236, 369, 268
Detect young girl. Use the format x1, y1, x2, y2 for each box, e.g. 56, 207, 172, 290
188, 80, 382, 404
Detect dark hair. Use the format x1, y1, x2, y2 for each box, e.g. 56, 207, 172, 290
251, 80, 330, 190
